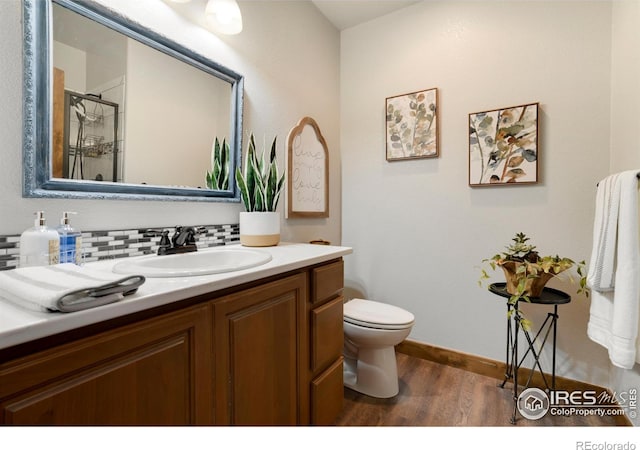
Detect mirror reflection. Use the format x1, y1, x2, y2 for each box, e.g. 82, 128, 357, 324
23, 0, 243, 201
52, 2, 232, 188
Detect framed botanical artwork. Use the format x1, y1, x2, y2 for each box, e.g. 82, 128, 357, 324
386, 88, 439, 161
468, 102, 539, 186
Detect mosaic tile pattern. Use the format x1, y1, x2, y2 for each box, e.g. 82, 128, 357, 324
0, 224, 239, 270
0, 236, 20, 270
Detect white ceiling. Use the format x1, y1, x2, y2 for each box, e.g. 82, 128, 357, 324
310, 1, 420, 30
165, 1, 419, 33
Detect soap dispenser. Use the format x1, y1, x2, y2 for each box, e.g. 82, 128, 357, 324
57, 211, 82, 265
19, 211, 60, 267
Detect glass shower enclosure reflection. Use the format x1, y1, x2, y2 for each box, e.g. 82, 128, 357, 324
63, 91, 119, 182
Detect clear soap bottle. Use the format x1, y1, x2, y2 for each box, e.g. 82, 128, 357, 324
19, 211, 60, 267
57, 212, 82, 265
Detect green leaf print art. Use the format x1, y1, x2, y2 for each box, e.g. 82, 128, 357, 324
468, 102, 539, 186
386, 88, 439, 161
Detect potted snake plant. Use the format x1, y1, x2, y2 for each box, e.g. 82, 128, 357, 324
235, 134, 285, 246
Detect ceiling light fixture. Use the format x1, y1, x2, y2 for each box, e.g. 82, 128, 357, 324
205, 0, 243, 35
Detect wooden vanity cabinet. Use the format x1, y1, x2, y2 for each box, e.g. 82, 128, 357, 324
0, 258, 345, 426
0, 304, 213, 425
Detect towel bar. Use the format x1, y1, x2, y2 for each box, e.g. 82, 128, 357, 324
596, 172, 640, 187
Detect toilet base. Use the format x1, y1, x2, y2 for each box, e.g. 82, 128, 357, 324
343, 345, 400, 398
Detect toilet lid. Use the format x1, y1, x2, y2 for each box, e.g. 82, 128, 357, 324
344, 298, 415, 329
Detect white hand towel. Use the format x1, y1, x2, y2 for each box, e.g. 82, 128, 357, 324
0, 263, 145, 313
587, 170, 640, 369
587, 173, 621, 291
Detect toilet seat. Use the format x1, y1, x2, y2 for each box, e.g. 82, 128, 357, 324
344, 298, 415, 330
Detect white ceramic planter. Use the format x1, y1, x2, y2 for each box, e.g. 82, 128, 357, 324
239, 212, 280, 247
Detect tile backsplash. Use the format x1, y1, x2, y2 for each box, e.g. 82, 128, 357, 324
0, 224, 239, 271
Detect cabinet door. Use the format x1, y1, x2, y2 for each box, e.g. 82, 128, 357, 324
311, 357, 344, 425
0, 304, 213, 425
213, 273, 306, 425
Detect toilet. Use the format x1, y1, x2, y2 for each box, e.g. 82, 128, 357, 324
343, 298, 415, 398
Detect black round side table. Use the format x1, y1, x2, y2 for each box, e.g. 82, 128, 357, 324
488, 282, 571, 424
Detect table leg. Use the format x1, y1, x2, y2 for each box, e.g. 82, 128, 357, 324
500, 303, 513, 388
552, 305, 558, 392
511, 310, 519, 424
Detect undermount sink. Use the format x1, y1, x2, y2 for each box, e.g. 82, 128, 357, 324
112, 246, 272, 278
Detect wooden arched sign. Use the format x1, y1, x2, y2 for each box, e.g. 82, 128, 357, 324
286, 117, 329, 218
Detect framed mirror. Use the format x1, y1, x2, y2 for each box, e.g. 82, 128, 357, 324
23, 0, 244, 201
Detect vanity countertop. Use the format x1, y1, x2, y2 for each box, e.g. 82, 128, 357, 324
0, 242, 352, 351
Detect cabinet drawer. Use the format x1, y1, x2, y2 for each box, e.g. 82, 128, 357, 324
311, 260, 344, 305
311, 357, 344, 425
311, 295, 343, 372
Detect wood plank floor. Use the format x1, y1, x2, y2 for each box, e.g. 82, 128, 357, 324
333, 353, 628, 427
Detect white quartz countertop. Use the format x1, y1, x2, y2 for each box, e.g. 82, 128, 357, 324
0, 242, 352, 350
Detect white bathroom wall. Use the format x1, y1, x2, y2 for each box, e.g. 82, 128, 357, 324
218, 0, 342, 244
0, 0, 340, 245
608, 0, 640, 426
341, 1, 614, 387
610, 0, 640, 172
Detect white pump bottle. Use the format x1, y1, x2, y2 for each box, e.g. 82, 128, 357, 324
19, 211, 60, 267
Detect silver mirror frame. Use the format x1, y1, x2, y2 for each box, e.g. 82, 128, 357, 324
23, 0, 244, 202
